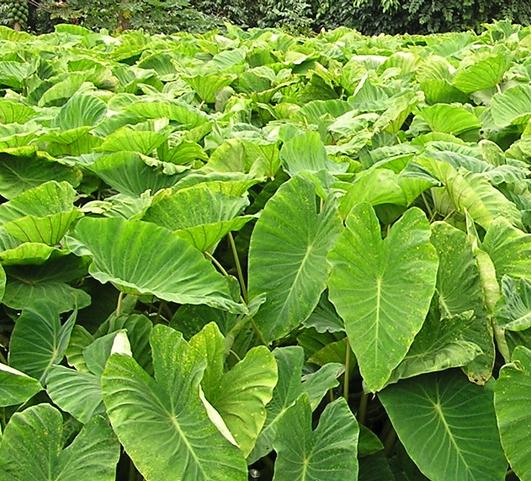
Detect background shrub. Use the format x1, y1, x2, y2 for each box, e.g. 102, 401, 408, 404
5, 0, 531, 35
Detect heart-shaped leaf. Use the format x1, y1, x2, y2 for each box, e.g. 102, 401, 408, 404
328, 205, 438, 392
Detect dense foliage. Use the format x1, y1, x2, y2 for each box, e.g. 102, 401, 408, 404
0, 20, 530, 481
6, 0, 531, 34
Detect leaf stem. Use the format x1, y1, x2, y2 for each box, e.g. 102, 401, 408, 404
228, 232, 248, 303
205, 252, 231, 278
358, 391, 368, 425
383, 426, 397, 456
343, 343, 351, 401
421, 192, 433, 219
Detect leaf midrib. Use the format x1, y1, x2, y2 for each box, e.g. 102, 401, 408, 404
168, 409, 209, 480
432, 385, 474, 479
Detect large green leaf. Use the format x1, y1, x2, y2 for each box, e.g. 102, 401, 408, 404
73, 217, 245, 313
101, 325, 248, 481
280, 131, 336, 175
37, 74, 86, 107
249, 346, 343, 463
46, 365, 103, 423
124, 100, 208, 129
54, 94, 107, 130
248, 176, 342, 342
0, 181, 80, 245
2, 255, 91, 312
417, 104, 480, 137
387, 309, 482, 386
8, 304, 77, 381
98, 127, 168, 155
452, 53, 509, 94
0, 100, 36, 124
490, 84, 531, 128
379, 370, 507, 481
189, 323, 278, 457
0, 363, 42, 407
273, 394, 359, 481
359, 453, 395, 481
185, 73, 236, 103
0, 154, 81, 199
482, 219, 530, 281
0, 404, 119, 481
143, 182, 252, 252
328, 205, 438, 392
494, 346, 531, 481
90, 152, 182, 196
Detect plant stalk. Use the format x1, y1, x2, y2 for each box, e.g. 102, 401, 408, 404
358, 391, 368, 425
228, 232, 248, 303
383, 426, 397, 456
343, 343, 351, 401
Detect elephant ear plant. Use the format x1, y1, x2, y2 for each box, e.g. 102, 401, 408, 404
0, 20, 529, 481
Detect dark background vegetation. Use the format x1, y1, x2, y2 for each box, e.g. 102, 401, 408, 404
2, 0, 530, 35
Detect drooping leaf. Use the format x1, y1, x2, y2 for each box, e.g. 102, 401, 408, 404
482, 219, 530, 281
379, 370, 507, 481
0, 181, 80, 245
328, 205, 439, 392
273, 394, 359, 481
143, 182, 252, 252
248, 176, 342, 342
494, 346, 531, 481
2, 255, 91, 312
73, 217, 245, 313
415, 156, 522, 229
0, 154, 81, 199
101, 325, 248, 481
496, 276, 531, 332
90, 151, 182, 196
429, 221, 494, 383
